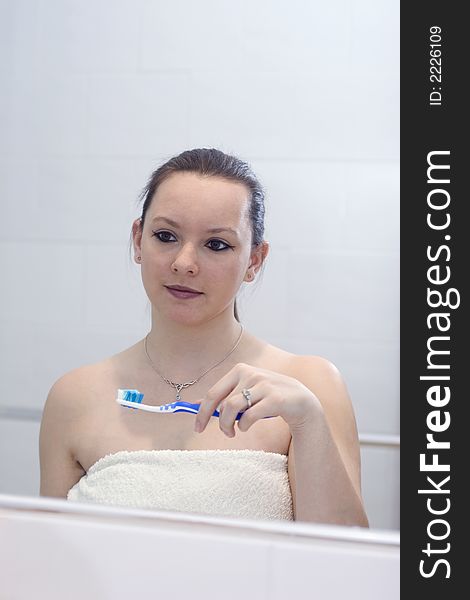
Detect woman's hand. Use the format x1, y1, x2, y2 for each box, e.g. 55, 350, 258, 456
193, 362, 321, 436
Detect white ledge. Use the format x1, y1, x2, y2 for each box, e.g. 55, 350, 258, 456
0, 492, 399, 547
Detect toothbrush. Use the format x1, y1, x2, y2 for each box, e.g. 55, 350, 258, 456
116, 389, 274, 421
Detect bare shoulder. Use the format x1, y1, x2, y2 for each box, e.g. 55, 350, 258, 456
39, 358, 118, 498
285, 353, 358, 436
45, 360, 112, 415
41, 360, 114, 456
286, 354, 350, 404
241, 333, 346, 398
253, 341, 354, 413
41, 340, 144, 444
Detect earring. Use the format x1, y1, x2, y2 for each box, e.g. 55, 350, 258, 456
136, 256, 141, 262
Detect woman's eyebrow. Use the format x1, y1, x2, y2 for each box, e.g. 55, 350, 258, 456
151, 216, 239, 236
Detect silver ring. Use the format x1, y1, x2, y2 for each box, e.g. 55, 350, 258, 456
241, 388, 252, 408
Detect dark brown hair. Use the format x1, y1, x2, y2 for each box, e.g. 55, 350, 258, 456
134, 148, 267, 322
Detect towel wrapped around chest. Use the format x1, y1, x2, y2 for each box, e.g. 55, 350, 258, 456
67, 449, 294, 521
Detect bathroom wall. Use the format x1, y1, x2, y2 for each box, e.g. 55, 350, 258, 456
0, 0, 399, 529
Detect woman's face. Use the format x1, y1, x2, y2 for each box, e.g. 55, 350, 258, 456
133, 172, 266, 325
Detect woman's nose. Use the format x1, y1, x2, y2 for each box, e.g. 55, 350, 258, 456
171, 244, 200, 273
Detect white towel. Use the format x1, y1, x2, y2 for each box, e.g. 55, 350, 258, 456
67, 449, 294, 521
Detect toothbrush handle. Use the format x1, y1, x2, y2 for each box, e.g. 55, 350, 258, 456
213, 409, 274, 421
179, 401, 274, 420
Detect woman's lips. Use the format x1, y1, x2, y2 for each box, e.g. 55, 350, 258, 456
166, 287, 203, 299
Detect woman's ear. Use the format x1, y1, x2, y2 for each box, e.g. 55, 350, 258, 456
260, 240, 270, 263
246, 241, 269, 281
132, 218, 143, 263
250, 240, 269, 273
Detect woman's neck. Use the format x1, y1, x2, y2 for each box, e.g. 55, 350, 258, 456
144, 310, 245, 382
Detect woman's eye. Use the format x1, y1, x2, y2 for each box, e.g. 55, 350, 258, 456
207, 239, 231, 251
153, 231, 175, 243
152, 231, 231, 252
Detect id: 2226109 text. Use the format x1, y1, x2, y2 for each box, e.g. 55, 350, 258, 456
429, 26, 442, 106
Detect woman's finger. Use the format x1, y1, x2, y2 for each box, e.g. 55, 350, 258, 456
237, 393, 282, 432
194, 363, 247, 432
218, 384, 263, 437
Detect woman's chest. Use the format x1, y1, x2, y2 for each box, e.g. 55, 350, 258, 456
73, 347, 294, 473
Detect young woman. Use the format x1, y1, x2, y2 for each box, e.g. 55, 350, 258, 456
39, 148, 369, 526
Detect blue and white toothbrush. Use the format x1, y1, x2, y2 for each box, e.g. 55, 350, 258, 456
116, 389, 274, 421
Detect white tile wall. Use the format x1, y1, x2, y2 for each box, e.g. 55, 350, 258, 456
1, 73, 90, 158
0, 158, 40, 240
286, 251, 399, 342
1, 241, 86, 325
361, 445, 400, 530
0, 0, 38, 75
350, 0, 400, 76
36, 0, 141, 74
87, 72, 192, 157
0, 419, 40, 497
0, 0, 399, 530
188, 71, 398, 161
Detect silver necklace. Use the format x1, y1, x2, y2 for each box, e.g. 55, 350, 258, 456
144, 323, 244, 401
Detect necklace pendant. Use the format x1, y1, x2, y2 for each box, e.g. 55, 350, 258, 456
175, 383, 184, 402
